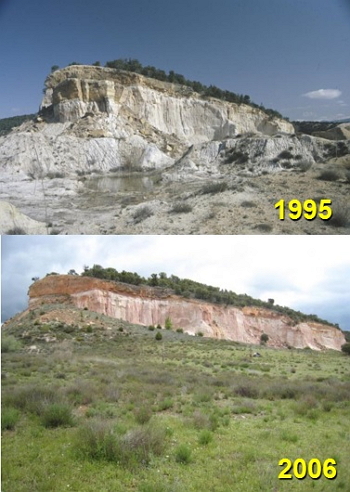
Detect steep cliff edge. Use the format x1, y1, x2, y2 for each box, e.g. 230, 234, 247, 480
28, 275, 345, 351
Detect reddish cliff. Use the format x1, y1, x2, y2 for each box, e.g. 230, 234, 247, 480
28, 275, 346, 351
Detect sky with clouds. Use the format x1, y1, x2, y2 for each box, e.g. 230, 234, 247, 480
0, 0, 349, 121
1, 235, 350, 332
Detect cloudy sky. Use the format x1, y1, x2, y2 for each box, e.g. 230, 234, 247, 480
0, 0, 349, 121
1, 235, 350, 332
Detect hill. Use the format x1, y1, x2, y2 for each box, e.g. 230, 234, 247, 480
4, 270, 344, 351
0, 64, 349, 234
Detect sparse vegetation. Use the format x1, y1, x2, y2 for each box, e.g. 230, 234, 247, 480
325, 204, 349, 228
5, 227, 27, 235
133, 206, 153, 224
317, 169, 340, 182
200, 182, 228, 195
169, 203, 193, 214
1, 305, 349, 491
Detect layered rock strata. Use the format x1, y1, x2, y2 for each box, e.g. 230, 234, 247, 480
28, 275, 346, 351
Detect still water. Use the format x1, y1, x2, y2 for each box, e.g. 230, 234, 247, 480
86, 172, 161, 193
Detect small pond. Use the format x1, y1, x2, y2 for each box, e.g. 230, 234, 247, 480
85, 172, 162, 193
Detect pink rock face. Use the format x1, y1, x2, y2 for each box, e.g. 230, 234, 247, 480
29, 275, 346, 351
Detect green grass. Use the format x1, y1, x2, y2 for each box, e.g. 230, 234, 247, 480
1, 304, 350, 491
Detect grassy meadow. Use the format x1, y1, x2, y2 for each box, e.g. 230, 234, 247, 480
1, 304, 350, 491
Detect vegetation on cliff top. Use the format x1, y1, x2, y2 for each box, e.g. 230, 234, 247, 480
75, 264, 336, 328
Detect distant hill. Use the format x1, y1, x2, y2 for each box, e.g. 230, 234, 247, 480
0, 114, 36, 137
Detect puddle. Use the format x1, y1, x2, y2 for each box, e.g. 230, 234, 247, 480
85, 172, 161, 193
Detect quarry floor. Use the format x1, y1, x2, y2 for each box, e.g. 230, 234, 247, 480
1, 161, 349, 235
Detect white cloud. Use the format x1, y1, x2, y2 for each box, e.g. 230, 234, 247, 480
302, 89, 342, 100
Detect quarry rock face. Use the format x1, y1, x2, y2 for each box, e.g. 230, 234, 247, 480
1, 65, 348, 181
43, 66, 294, 137
28, 275, 346, 351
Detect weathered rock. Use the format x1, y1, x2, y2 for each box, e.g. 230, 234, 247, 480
28, 275, 346, 351
42, 66, 294, 138
0, 201, 47, 234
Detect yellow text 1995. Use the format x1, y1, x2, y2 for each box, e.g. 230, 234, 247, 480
274, 199, 332, 221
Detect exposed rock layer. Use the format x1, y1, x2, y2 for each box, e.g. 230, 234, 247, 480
28, 275, 345, 351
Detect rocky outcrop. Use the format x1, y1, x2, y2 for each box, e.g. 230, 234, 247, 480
42, 66, 294, 137
28, 275, 346, 351
0, 201, 47, 234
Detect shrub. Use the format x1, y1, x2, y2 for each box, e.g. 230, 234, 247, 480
75, 420, 119, 461
325, 205, 349, 228
278, 150, 293, 160
4, 385, 59, 415
176, 328, 184, 333
196, 331, 204, 337
155, 332, 162, 341
169, 203, 193, 214
65, 380, 97, 405
156, 324, 162, 330
6, 227, 27, 235
341, 343, 350, 355
41, 403, 74, 428
200, 182, 228, 195
198, 430, 213, 445
1, 336, 22, 353
148, 325, 155, 331
165, 317, 173, 330
46, 171, 65, 179
253, 223, 272, 233
1, 407, 20, 430
260, 333, 269, 344
121, 425, 166, 466
240, 201, 256, 208
133, 206, 153, 224
134, 407, 152, 425
175, 444, 192, 464
298, 160, 312, 172
317, 169, 339, 182
158, 398, 173, 411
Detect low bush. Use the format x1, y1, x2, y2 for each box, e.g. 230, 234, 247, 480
240, 201, 256, 208
325, 205, 349, 228
169, 203, 193, 214
3, 385, 59, 415
1, 336, 22, 353
41, 403, 74, 428
1, 407, 20, 430
174, 444, 192, 464
317, 169, 340, 182
6, 227, 27, 235
200, 182, 228, 195
133, 206, 153, 224
198, 430, 213, 445
134, 406, 152, 425
155, 332, 162, 341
